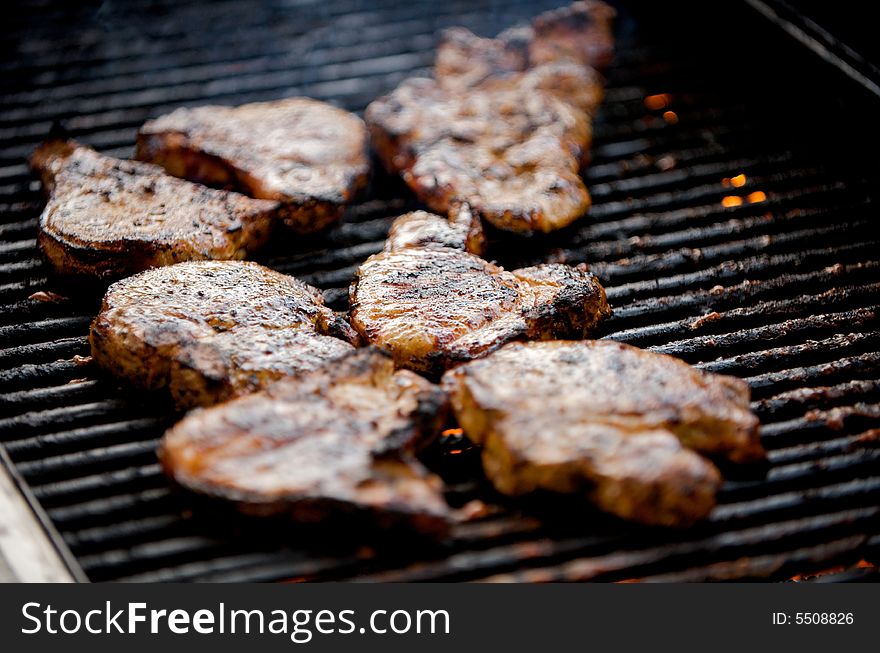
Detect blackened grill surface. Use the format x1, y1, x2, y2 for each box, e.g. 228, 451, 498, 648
1, 0, 879, 582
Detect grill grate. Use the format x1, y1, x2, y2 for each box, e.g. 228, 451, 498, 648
1, 0, 879, 582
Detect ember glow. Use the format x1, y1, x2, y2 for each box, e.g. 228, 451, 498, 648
747, 190, 767, 203
789, 559, 876, 581
644, 93, 672, 110
722, 173, 747, 188
442, 428, 464, 437
721, 195, 744, 208
662, 110, 678, 124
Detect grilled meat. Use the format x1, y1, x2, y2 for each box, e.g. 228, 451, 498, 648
30, 140, 278, 280
443, 340, 764, 526
137, 98, 370, 233
90, 260, 357, 409
350, 211, 609, 375
528, 0, 617, 69
435, 26, 530, 91
436, 30, 604, 116
366, 77, 593, 234
367, 1, 614, 234
436, 0, 615, 89
160, 348, 453, 535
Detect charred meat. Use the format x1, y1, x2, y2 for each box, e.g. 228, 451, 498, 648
90, 260, 357, 409
443, 340, 764, 526
367, 1, 614, 234
434, 26, 530, 91
30, 140, 278, 280
350, 211, 609, 375
160, 348, 453, 535
137, 98, 370, 233
366, 77, 593, 234
436, 0, 614, 97
436, 28, 605, 116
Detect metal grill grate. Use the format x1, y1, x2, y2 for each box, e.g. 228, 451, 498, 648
1, 0, 878, 582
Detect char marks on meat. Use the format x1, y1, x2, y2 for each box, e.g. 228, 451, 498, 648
366, 1, 614, 234
350, 210, 609, 375
435, 1, 615, 88
137, 98, 370, 233
160, 349, 454, 535
443, 340, 764, 526
366, 77, 593, 234
436, 26, 605, 116
90, 260, 358, 409
30, 140, 279, 279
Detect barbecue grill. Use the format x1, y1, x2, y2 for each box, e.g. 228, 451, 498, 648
1, 0, 878, 583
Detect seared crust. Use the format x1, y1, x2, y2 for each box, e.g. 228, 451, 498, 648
435, 26, 530, 90
350, 212, 609, 375
159, 349, 453, 535
442, 340, 765, 526
366, 77, 592, 234
436, 29, 605, 116
90, 260, 358, 409
436, 0, 615, 90
137, 98, 370, 233
30, 140, 279, 280
367, 1, 614, 234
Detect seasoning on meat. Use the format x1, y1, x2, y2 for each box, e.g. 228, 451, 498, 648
443, 340, 764, 526
90, 260, 358, 409
160, 348, 454, 535
435, 1, 616, 88
350, 211, 610, 375
366, 77, 593, 234
30, 140, 278, 280
137, 98, 370, 233
436, 28, 605, 116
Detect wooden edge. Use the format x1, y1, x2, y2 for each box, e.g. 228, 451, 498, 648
0, 446, 83, 582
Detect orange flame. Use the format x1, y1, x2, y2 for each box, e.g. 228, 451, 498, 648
721, 196, 743, 208
442, 428, 464, 437
644, 93, 672, 110
722, 173, 747, 188
747, 191, 767, 203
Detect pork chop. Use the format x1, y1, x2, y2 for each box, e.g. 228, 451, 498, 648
137, 98, 370, 233
366, 76, 592, 234
367, 1, 614, 234
436, 28, 605, 116
90, 260, 358, 409
30, 140, 278, 280
160, 348, 453, 535
442, 340, 764, 526
350, 211, 609, 375
436, 0, 615, 88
